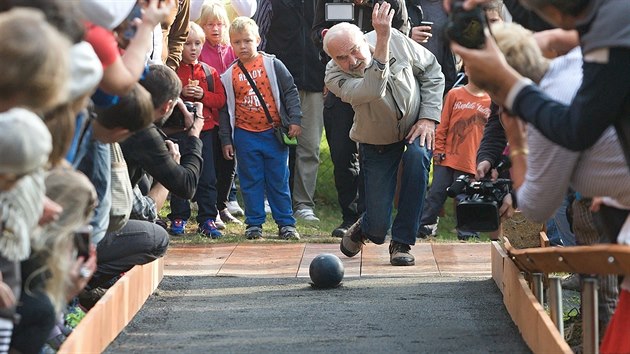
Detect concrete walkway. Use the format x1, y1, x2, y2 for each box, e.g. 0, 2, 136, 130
106, 243, 531, 353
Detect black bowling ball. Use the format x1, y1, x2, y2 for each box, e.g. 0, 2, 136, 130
309, 253, 344, 289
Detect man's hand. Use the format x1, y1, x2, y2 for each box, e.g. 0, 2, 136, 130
372, 2, 394, 38
141, 0, 175, 28
288, 124, 301, 138
499, 110, 527, 149
475, 160, 498, 181
410, 25, 432, 44
165, 140, 181, 164
223, 145, 235, 160
499, 193, 515, 221
533, 29, 579, 59
406, 119, 435, 149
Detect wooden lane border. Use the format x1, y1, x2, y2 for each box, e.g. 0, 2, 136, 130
58, 258, 164, 354
491, 241, 572, 354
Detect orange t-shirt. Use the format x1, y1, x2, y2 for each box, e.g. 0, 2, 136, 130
232, 55, 281, 131
434, 86, 491, 175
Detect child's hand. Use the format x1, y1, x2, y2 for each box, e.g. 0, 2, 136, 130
39, 196, 63, 226
68, 244, 98, 300
182, 85, 203, 99
223, 145, 235, 160
288, 124, 301, 138
0, 273, 15, 309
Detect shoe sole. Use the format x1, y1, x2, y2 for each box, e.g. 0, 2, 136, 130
390, 258, 415, 266
331, 229, 346, 238
340, 240, 361, 258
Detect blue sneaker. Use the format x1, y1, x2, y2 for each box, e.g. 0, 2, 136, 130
169, 219, 187, 235
198, 219, 223, 239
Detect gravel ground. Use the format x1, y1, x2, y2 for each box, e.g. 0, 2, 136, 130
106, 276, 530, 353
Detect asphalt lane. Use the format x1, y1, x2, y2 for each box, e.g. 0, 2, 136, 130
106, 276, 531, 353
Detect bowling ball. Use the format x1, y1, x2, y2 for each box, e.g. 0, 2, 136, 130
309, 253, 344, 289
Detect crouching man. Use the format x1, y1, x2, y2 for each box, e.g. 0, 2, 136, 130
323, 2, 444, 266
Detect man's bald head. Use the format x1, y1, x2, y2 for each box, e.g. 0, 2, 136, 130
323, 22, 372, 75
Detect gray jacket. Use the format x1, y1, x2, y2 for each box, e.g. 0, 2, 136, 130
325, 29, 444, 145
219, 52, 302, 146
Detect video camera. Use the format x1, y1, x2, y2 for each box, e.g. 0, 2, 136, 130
447, 175, 512, 232
445, 0, 486, 49
161, 101, 197, 129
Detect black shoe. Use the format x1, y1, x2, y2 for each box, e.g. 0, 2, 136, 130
389, 241, 415, 266
332, 221, 355, 238
340, 219, 366, 257
78, 287, 107, 311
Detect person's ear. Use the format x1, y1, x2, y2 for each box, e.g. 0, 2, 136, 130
160, 99, 175, 116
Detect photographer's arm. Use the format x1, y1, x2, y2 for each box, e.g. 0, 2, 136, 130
502, 111, 579, 223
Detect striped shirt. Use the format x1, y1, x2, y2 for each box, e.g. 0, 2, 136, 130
517, 48, 630, 222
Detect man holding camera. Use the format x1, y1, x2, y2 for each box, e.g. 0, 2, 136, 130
120, 64, 204, 203
312, 0, 409, 238
323, 2, 444, 266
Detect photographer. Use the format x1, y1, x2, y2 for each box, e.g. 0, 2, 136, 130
120, 65, 204, 201
311, 0, 409, 238
324, 3, 444, 266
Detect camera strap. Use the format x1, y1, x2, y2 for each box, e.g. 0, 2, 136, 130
236, 60, 276, 128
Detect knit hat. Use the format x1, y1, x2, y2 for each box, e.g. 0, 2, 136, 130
0, 108, 52, 175
79, 0, 136, 30
69, 41, 103, 100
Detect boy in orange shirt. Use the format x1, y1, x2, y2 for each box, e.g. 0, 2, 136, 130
169, 22, 227, 238
218, 17, 302, 240
418, 65, 492, 240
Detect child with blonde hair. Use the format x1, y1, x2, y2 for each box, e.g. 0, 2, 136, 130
197, 1, 236, 74
169, 22, 228, 237
219, 17, 302, 240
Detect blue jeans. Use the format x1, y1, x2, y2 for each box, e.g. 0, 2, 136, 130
359, 139, 432, 245
234, 128, 295, 227
169, 130, 218, 223
546, 195, 576, 246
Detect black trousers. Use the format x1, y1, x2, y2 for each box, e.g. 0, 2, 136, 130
90, 219, 169, 288
323, 92, 364, 224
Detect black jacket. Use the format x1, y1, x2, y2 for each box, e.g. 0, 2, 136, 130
264, 0, 325, 92
476, 103, 506, 170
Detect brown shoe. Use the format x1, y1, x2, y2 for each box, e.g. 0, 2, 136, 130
389, 241, 415, 266
340, 218, 366, 257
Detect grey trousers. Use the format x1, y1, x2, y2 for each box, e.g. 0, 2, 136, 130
292, 90, 324, 211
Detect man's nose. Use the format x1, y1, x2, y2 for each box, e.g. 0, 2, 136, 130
348, 55, 358, 66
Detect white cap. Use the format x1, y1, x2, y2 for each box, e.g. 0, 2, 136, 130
0, 108, 52, 174
79, 0, 137, 30
69, 41, 103, 100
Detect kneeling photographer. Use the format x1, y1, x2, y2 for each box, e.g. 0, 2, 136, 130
121, 64, 205, 204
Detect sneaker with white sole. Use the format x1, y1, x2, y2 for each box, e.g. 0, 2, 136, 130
226, 200, 244, 216
294, 208, 320, 222
214, 215, 226, 230
278, 225, 300, 240
219, 208, 243, 225
417, 218, 439, 239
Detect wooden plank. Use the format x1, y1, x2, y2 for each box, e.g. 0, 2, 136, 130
491, 241, 507, 293
505, 243, 630, 274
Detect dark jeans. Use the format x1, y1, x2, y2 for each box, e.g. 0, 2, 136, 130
169, 129, 218, 223
11, 289, 55, 354
90, 220, 169, 288
323, 92, 364, 224
359, 139, 432, 245
211, 126, 236, 211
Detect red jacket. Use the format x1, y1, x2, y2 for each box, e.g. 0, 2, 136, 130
176, 61, 226, 130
